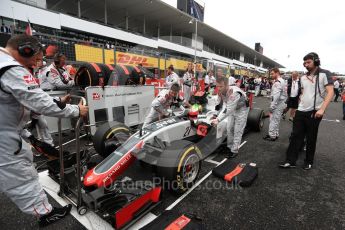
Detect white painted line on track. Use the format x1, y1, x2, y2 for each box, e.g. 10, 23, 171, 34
322, 118, 340, 123
204, 153, 217, 161
239, 141, 247, 148
128, 212, 158, 230
204, 159, 221, 165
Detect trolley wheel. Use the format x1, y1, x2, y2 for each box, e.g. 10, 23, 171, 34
77, 206, 88, 215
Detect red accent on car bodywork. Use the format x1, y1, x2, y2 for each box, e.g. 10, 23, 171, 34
83, 141, 143, 188
115, 187, 161, 229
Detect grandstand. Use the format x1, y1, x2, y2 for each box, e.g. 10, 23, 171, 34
0, 0, 283, 78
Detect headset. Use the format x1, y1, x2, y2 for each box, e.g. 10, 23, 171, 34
17, 41, 42, 58
306, 52, 321, 66
54, 52, 65, 66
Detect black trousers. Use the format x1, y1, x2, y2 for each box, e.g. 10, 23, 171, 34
286, 110, 322, 165
334, 88, 339, 101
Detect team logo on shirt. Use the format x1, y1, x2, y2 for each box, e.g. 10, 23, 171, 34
23, 75, 37, 85
50, 69, 59, 78
92, 93, 101, 100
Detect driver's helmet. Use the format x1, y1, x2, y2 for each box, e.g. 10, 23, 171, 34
188, 104, 202, 120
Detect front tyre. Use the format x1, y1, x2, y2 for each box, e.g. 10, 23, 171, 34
156, 140, 202, 194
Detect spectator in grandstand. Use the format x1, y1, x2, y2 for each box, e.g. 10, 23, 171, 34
0, 34, 88, 227
165, 65, 180, 89
41, 53, 75, 90
282, 71, 301, 121
263, 68, 287, 141
183, 63, 194, 102
279, 52, 334, 170
333, 77, 340, 102
204, 70, 215, 92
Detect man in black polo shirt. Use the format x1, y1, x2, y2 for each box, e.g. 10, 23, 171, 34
279, 52, 334, 170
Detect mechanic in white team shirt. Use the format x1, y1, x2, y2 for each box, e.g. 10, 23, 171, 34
144, 83, 189, 127
228, 75, 237, 86
40, 52, 74, 91
263, 67, 287, 141
182, 63, 194, 103
0, 35, 88, 227
165, 65, 180, 89
211, 76, 249, 158
204, 70, 216, 92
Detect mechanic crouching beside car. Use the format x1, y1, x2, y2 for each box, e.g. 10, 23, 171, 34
211, 76, 249, 158
0, 35, 88, 227
143, 83, 189, 127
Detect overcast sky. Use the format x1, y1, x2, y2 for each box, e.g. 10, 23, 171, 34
162, 0, 345, 74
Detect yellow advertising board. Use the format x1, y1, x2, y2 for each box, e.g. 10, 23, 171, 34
116, 51, 158, 68
74, 45, 204, 72
234, 69, 250, 76
159, 58, 204, 72
104, 49, 115, 64
75, 44, 103, 63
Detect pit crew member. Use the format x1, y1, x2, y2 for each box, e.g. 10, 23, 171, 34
40, 52, 74, 90
263, 68, 287, 141
143, 83, 188, 127
0, 35, 88, 227
211, 76, 249, 158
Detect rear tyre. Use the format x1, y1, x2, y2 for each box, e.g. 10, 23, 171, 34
247, 108, 264, 132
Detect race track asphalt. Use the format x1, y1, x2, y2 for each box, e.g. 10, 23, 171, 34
1, 96, 344, 230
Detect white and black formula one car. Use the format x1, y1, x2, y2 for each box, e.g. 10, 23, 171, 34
84, 97, 264, 195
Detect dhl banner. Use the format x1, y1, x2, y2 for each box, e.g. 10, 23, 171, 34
75, 44, 103, 63
116, 51, 158, 67
74, 45, 204, 71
